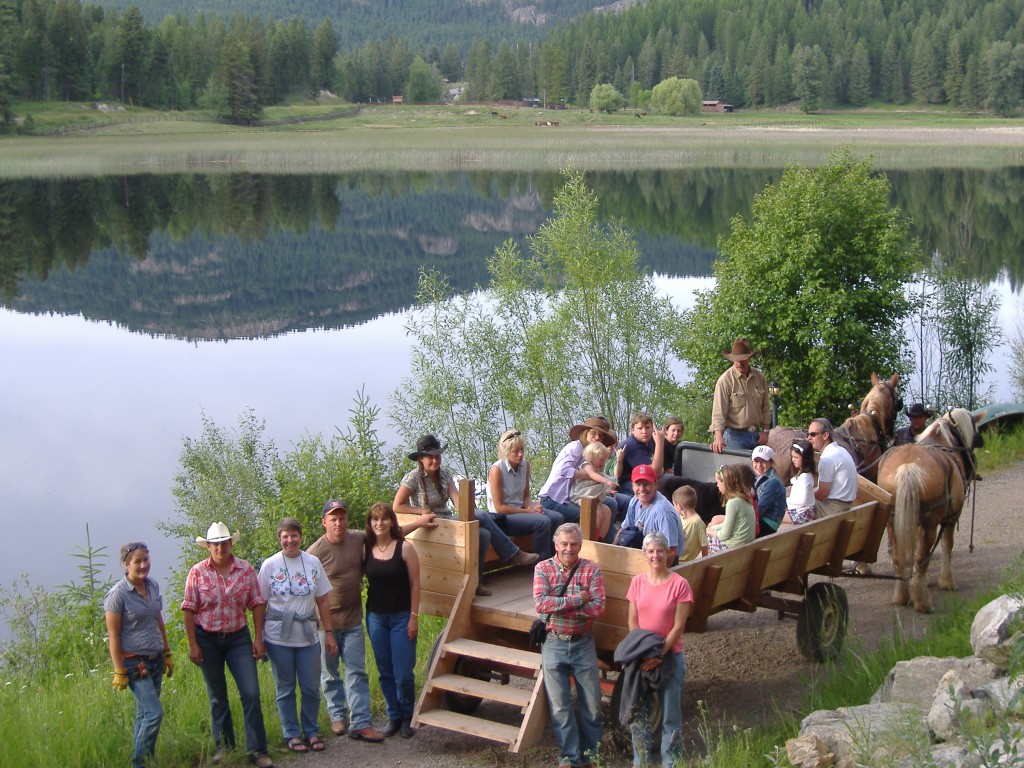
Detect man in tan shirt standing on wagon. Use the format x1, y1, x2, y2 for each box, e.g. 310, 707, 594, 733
710, 337, 771, 454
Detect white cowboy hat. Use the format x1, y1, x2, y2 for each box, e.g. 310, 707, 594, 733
196, 521, 241, 546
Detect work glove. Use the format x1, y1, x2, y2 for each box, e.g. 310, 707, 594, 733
164, 651, 174, 679
113, 668, 129, 690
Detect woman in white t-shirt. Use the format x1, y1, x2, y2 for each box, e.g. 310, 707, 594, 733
258, 517, 336, 753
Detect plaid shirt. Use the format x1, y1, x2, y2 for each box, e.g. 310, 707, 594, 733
180, 556, 265, 633
533, 557, 605, 635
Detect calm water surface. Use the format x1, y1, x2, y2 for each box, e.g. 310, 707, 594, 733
1, 168, 1021, 603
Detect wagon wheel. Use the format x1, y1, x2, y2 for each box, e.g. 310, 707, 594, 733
427, 634, 486, 714
796, 582, 849, 662
607, 674, 662, 754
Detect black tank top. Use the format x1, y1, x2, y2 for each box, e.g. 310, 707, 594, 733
364, 539, 411, 614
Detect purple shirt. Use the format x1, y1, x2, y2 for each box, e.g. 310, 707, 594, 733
538, 440, 584, 504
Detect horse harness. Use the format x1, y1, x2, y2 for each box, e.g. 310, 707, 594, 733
834, 414, 888, 476
915, 419, 978, 561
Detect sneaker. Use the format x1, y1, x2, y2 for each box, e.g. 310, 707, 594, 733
513, 550, 540, 567
475, 584, 492, 596
331, 718, 348, 736
251, 754, 274, 768
347, 726, 385, 743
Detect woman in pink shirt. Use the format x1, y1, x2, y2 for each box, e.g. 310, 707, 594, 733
625, 531, 693, 768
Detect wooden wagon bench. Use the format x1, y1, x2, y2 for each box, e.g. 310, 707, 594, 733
405, 464, 892, 753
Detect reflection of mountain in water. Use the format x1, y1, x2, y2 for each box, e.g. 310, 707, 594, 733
3, 168, 1021, 340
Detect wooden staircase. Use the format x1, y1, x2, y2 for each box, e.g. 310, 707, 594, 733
413, 576, 549, 752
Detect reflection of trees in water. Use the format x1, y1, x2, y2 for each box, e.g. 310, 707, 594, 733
2, 168, 1021, 339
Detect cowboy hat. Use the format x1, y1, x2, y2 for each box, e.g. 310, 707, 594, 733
568, 416, 618, 447
409, 434, 447, 461
905, 403, 933, 418
197, 521, 240, 546
722, 337, 758, 362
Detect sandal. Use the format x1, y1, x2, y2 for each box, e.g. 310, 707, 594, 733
286, 737, 308, 753
308, 736, 325, 752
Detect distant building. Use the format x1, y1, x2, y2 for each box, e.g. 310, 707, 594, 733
701, 100, 734, 113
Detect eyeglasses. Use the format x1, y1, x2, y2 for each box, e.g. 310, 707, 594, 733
502, 431, 522, 443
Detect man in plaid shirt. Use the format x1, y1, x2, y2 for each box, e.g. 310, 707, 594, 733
533, 523, 606, 768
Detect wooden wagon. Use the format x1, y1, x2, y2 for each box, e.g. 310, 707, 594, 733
406, 447, 893, 752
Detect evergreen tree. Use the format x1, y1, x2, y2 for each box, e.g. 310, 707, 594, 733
943, 33, 964, 108
50, 0, 89, 101
405, 54, 443, 103
983, 41, 1023, 117
792, 44, 827, 112
637, 34, 657, 88
492, 41, 520, 99
310, 19, 338, 93
848, 39, 871, 106
115, 6, 149, 104
439, 43, 462, 83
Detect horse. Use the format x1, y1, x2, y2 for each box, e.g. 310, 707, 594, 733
876, 408, 984, 613
768, 372, 902, 485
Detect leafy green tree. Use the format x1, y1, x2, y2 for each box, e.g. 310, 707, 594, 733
681, 151, 922, 425
392, 169, 686, 477
650, 76, 701, 115
310, 18, 338, 92
983, 41, 1024, 117
405, 54, 443, 103
627, 81, 651, 109
589, 82, 623, 113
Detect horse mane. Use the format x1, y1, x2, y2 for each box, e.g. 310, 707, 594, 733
843, 412, 879, 441
918, 411, 974, 447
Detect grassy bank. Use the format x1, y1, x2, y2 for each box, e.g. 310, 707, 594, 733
2, 102, 1023, 178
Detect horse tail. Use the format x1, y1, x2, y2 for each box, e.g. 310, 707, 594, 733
893, 463, 925, 575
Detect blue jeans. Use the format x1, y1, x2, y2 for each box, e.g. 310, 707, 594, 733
319, 626, 372, 729
541, 634, 602, 767
125, 654, 164, 768
366, 611, 417, 721
491, 511, 555, 559
195, 626, 268, 756
265, 640, 322, 740
540, 495, 576, 524
724, 428, 759, 450
629, 651, 685, 768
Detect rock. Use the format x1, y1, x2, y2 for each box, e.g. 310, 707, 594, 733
785, 733, 836, 768
799, 703, 916, 766
970, 595, 1024, 670
872, 656, 1001, 710
928, 668, 993, 742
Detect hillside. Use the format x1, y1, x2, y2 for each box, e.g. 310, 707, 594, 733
85, 0, 623, 50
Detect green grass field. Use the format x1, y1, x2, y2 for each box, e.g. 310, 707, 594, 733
3, 101, 1023, 178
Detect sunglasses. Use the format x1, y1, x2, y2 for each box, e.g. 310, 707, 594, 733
126, 541, 147, 554
502, 430, 522, 443
806, 431, 822, 438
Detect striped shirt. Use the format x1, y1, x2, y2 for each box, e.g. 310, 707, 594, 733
180, 556, 265, 633
104, 576, 165, 655
533, 557, 605, 635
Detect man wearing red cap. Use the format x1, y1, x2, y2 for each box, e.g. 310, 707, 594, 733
615, 465, 683, 564
710, 337, 770, 454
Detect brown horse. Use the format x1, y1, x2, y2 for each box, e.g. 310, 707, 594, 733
876, 408, 983, 613
833, 412, 887, 483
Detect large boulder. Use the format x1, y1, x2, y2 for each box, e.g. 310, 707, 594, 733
872, 656, 1001, 710
796, 703, 915, 767
970, 595, 1024, 670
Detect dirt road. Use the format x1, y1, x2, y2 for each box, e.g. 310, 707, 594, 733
299, 462, 1023, 768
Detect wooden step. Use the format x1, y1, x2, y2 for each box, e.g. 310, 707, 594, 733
416, 708, 521, 744
443, 638, 542, 671
429, 673, 533, 708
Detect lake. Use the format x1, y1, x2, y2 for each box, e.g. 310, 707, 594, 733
1, 168, 1021, 608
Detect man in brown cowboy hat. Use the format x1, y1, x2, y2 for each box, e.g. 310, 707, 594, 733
710, 337, 771, 454
894, 403, 934, 446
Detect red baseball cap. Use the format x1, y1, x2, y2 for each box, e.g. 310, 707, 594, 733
631, 464, 657, 484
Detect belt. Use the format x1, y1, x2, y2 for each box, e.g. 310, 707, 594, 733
196, 625, 247, 639
548, 630, 590, 642
123, 652, 161, 661
726, 425, 760, 433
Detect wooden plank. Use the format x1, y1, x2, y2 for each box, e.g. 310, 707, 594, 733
407, 539, 470, 571
511, 671, 549, 753
580, 497, 598, 541
469, 608, 534, 633
416, 709, 519, 745
445, 638, 543, 670
457, 478, 475, 522
400, 517, 473, 548
848, 500, 891, 565
415, 575, 472, 715
738, 547, 772, 610
687, 565, 722, 632
579, 541, 648, 574
420, 592, 455, 617
429, 674, 534, 708
419, 566, 470, 596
